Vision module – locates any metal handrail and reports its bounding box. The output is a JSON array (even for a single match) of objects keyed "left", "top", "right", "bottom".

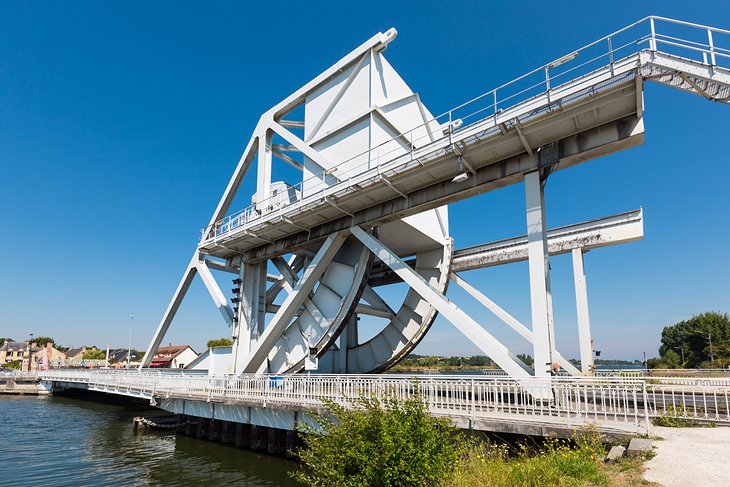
[{"left": 200, "top": 16, "right": 729, "bottom": 244}]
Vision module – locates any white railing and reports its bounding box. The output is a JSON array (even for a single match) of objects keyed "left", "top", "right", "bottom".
[
  {"left": 42, "top": 370, "right": 653, "bottom": 433},
  {"left": 201, "top": 16, "right": 730, "bottom": 243}
]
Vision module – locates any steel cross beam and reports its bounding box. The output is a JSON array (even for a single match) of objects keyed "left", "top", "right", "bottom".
[
  {"left": 351, "top": 226, "right": 532, "bottom": 377},
  {"left": 240, "top": 231, "right": 349, "bottom": 373},
  {"left": 451, "top": 209, "right": 644, "bottom": 272},
  {"left": 195, "top": 259, "right": 234, "bottom": 325},
  {"left": 449, "top": 272, "right": 581, "bottom": 376}
]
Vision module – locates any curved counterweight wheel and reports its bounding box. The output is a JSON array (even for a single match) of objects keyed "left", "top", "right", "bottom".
[{"left": 257, "top": 211, "right": 452, "bottom": 375}]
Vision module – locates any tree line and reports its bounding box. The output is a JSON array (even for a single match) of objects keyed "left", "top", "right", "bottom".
[{"left": 649, "top": 311, "right": 729, "bottom": 369}]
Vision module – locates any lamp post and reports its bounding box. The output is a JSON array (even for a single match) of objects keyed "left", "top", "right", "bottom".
[
  {"left": 27, "top": 333, "right": 34, "bottom": 372},
  {"left": 127, "top": 313, "right": 134, "bottom": 368}
]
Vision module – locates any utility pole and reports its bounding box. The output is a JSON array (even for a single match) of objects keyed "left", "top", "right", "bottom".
[
  {"left": 28, "top": 333, "right": 34, "bottom": 372},
  {"left": 678, "top": 345, "right": 685, "bottom": 364},
  {"left": 708, "top": 332, "right": 714, "bottom": 366}
]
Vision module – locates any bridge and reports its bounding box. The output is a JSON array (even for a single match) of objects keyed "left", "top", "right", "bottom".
[
  {"left": 140, "top": 15, "right": 729, "bottom": 382},
  {"left": 11, "top": 16, "right": 729, "bottom": 447},
  {"left": 27, "top": 369, "right": 730, "bottom": 443}
]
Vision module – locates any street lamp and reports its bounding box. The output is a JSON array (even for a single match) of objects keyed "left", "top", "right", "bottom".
[{"left": 27, "top": 333, "right": 34, "bottom": 372}]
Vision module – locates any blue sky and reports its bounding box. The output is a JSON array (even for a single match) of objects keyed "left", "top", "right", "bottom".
[{"left": 0, "top": 1, "right": 728, "bottom": 360}]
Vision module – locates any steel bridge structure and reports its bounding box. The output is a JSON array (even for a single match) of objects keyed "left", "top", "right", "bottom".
[
  {"left": 140, "top": 16, "right": 729, "bottom": 381},
  {"left": 33, "top": 369, "right": 730, "bottom": 438}
]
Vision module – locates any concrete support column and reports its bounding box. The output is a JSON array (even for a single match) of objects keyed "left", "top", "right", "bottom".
[
  {"left": 525, "top": 170, "right": 556, "bottom": 377},
  {"left": 572, "top": 248, "right": 594, "bottom": 375}
]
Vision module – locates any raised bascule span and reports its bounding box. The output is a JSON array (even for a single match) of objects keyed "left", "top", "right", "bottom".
[{"left": 141, "top": 16, "right": 730, "bottom": 380}]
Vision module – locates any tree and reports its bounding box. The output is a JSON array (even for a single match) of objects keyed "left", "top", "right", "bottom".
[
  {"left": 83, "top": 348, "right": 106, "bottom": 360},
  {"left": 656, "top": 311, "right": 729, "bottom": 368},
  {"left": 207, "top": 338, "right": 233, "bottom": 348},
  {"left": 33, "top": 336, "right": 56, "bottom": 347},
  {"left": 517, "top": 353, "right": 534, "bottom": 367},
  {"left": 292, "top": 394, "right": 464, "bottom": 486},
  {"left": 0, "top": 338, "right": 13, "bottom": 347}
]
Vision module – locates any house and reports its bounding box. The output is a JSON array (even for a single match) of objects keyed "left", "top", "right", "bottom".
[
  {"left": 0, "top": 341, "right": 41, "bottom": 367},
  {"left": 107, "top": 348, "right": 140, "bottom": 365},
  {"left": 31, "top": 343, "right": 66, "bottom": 369},
  {"left": 65, "top": 347, "right": 86, "bottom": 362},
  {"left": 150, "top": 345, "right": 198, "bottom": 369}
]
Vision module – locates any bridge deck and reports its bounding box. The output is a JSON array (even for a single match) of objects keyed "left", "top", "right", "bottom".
[
  {"left": 199, "top": 16, "right": 730, "bottom": 264},
  {"left": 36, "top": 370, "right": 729, "bottom": 438}
]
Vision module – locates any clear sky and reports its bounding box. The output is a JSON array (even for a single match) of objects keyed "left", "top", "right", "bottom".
[{"left": 1, "top": 1, "right": 728, "bottom": 361}]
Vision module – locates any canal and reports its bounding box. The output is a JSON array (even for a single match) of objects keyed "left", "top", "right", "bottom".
[{"left": 0, "top": 394, "right": 300, "bottom": 486}]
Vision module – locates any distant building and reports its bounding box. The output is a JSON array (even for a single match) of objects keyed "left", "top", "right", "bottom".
[
  {"left": 32, "top": 343, "right": 66, "bottom": 369},
  {"left": 0, "top": 341, "right": 41, "bottom": 367},
  {"left": 150, "top": 345, "right": 198, "bottom": 369},
  {"left": 108, "top": 348, "right": 140, "bottom": 364},
  {"left": 65, "top": 347, "right": 86, "bottom": 362}
]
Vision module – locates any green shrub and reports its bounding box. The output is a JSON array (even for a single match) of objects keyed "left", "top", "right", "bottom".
[{"left": 291, "top": 394, "right": 463, "bottom": 486}]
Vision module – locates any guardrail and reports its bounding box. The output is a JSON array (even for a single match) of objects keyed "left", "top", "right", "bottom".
[
  {"left": 202, "top": 16, "right": 730, "bottom": 243},
  {"left": 35, "top": 369, "right": 730, "bottom": 428},
  {"left": 42, "top": 370, "right": 653, "bottom": 433}
]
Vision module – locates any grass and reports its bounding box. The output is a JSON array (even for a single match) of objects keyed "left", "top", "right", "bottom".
[
  {"left": 447, "top": 430, "right": 656, "bottom": 487},
  {"left": 650, "top": 405, "right": 717, "bottom": 427}
]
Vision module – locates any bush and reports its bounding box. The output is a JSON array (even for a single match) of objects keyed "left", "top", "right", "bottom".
[
  {"left": 206, "top": 338, "right": 233, "bottom": 348},
  {"left": 292, "top": 394, "right": 463, "bottom": 487}
]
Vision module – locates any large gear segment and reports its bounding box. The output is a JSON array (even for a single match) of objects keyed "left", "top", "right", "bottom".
[{"left": 264, "top": 236, "right": 371, "bottom": 373}]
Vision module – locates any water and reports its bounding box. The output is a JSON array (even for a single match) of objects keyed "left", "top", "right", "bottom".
[{"left": 0, "top": 394, "right": 301, "bottom": 486}]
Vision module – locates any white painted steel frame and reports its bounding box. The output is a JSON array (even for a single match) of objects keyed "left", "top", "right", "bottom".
[{"left": 351, "top": 226, "right": 532, "bottom": 377}]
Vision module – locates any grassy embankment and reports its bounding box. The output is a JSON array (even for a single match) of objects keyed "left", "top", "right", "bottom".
[
  {"left": 450, "top": 433, "right": 654, "bottom": 487},
  {"left": 292, "top": 395, "right": 655, "bottom": 486}
]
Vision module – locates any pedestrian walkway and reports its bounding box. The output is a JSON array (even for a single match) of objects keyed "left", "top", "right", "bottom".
[{"left": 643, "top": 426, "right": 730, "bottom": 486}]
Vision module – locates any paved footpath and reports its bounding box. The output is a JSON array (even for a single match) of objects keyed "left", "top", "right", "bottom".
[{"left": 643, "top": 426, "right": 730, "bottom": 486}]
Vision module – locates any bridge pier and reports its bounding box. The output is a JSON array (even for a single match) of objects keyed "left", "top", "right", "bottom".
[
  {"left": 250, "top": 425, "right": 266, "bottom": 450},
  {"left": 196, "top": 417, "right": 210, "bottom": 438},
  {"left": 267, "top": 428, "right": 287, "bottom": 455},
  {"left": 220, "top": 420, "right": 235, "bottom": 444},
  {"left": 235, "top": 422, "right": 251, "bottom": 448},
  {"left": 185, "top": 416, "right": 197, "bottom": 436},
  {"left": 208, "top": 419, "right": 222, "bottom": 441}
]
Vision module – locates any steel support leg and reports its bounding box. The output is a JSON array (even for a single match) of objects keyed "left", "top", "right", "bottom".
[
  {"left": 233, "top": 261, "right": 268, "bottom": 373},
  {"left": 525, "top": 171, "right": 555, "bottom": 377},
  {"left": 572, "top": 248, "right": 594, "bottom": 375},
  {"left": 449, "top": 271, "right": 581, "bottom": 376},
  {"left": 140, "top": 255, "right": 198, "bottom": 368}
]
